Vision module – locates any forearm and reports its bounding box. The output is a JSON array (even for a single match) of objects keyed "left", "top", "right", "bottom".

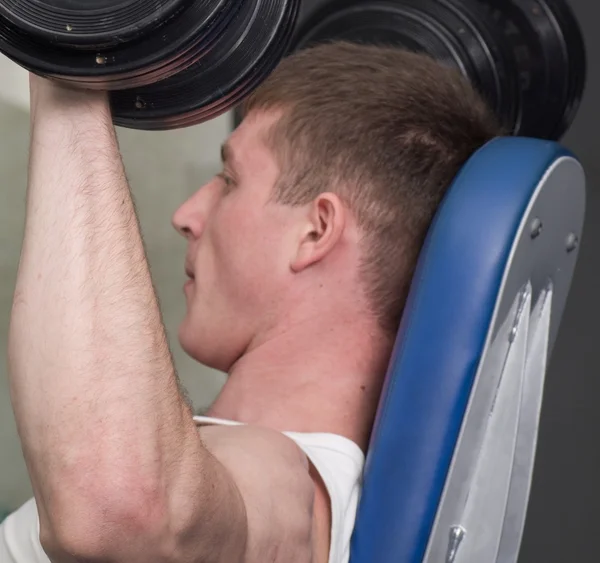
[{"left": 8, "top": 89, "right": 201, "bottom": 549}]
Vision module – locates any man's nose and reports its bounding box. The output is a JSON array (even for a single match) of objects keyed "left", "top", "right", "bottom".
[
  {"left": 172, "top": 184, "right": 213, "bottom": 239},
  {"left": 172, "top": 200, "right": 196, "bottom": 240}
]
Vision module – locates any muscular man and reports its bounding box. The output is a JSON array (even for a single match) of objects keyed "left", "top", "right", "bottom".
[{"left": 1, "top": 42, "right": 501, "bottom": 562}]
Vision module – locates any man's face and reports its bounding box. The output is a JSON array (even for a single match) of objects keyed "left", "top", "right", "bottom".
[{"left": 172, "top": 111, "right": 297, "bottom": 372}]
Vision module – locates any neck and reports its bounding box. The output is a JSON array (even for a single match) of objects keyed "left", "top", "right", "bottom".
[{"left": 206, "top": 316, "right": 393, "bottom": 452}]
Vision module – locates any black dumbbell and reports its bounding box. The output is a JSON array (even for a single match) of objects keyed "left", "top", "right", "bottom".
[
  {"left": 285, "top": 0, "right": 586, "bottom": 140},
  {"left": 0, "top": 0, "right": 300, "bottom": 130}
]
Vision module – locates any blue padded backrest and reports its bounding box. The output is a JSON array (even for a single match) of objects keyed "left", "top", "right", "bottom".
[{"left": 348, "top": 137, "right": 573, "bottom": 563}]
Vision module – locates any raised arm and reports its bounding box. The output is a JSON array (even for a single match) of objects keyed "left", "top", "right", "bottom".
[{"left": 6, "top": 76, "right": 247, "bottom": 562}]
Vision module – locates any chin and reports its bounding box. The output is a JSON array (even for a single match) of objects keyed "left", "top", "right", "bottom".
[
  {"left": 178, "top": 321, "right": 237, "bottom": 373},
  {"left": 179, "top": 321, "right": 206, "bottom": 362},
  {"left": 178, "top": 320, "right": 201, "bottom": 359}
]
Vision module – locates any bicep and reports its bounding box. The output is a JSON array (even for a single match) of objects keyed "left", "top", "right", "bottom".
[{"left": 0, "top": 499, "right": 52, "bottom": 563}]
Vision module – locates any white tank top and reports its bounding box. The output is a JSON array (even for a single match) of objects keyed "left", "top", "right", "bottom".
[{"left": 0, "top": 417, "right": 365, "bottom": 563}]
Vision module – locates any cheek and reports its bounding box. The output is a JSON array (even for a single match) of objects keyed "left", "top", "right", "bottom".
[{"left": 214, "top": 206, "right": 288, "bottom": 303}]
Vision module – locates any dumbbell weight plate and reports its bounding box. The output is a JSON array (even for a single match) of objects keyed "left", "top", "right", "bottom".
[
  {"left": 0, "top": 0, "right": 239, "bottom": 89},
  {"left": 290, "top": 0, "right": 522, "bottom": 136},
  {"left": 0, "top": 0, "right": 300, "bottom": 129},
  {"left": 0, "top": 0, "right": 187, "bottom": 49},
  {"left": 473, "top": 0, "right": 586, "bottom": 139},
  {"left": 111, "top": 0, "right": 299, "bottom": 129},
  {"left": 289, "top": 0, "right": 585, "bottom": 140}
]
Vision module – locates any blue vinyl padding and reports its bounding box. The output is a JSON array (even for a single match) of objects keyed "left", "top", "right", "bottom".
[{"left": 348, "top": 137, "right": 573, "bottom": 563}]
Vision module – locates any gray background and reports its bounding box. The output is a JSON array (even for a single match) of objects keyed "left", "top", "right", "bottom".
[{"left": 0, "top": 0, "right": 598, "bottom": 560}]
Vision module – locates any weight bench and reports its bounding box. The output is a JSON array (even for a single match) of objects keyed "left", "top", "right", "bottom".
[{"left": 350, "top": 137, "right": 585, "bottom": 563}]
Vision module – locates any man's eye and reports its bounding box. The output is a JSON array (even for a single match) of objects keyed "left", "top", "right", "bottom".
[{"left": 218, "top": 173, "right": 234, "bottom": 188}]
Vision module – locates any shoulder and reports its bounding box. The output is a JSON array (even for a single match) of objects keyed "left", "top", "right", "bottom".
[{"left": 199, "top": 424, "right": 327, "bottom": 563}]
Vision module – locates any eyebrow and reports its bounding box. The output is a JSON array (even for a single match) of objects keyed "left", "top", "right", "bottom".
[{"left": 220, "top": 142, "right": 236, "bottom": 170}]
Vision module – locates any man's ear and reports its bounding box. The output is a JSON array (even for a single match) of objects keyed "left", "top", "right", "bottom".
[{"left": 291, "top": 192, "right": 346, "bottom": 273}]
